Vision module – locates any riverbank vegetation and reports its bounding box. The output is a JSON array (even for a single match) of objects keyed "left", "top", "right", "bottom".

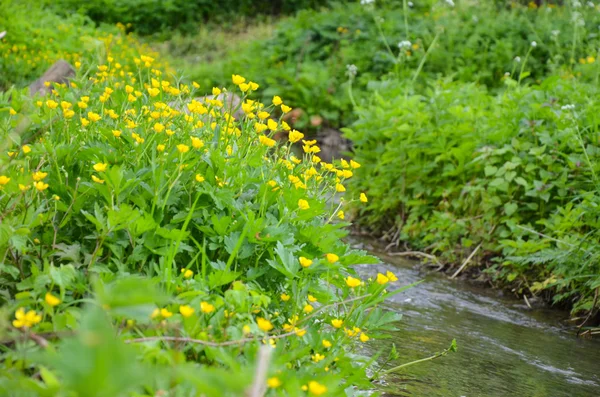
[
  {"left": 1, "top": 0, "right": 599, "bottom": 394},
  {"left": 0, "top": 1, "right": 407, "bottom": 394},
  {"left": 156, "top": 1, "right": 600, "bottom": 321}
]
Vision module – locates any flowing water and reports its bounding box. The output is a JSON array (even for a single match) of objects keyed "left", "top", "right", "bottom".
[{"left": 353, "top": 239, "right": 600, "bottom": 397}]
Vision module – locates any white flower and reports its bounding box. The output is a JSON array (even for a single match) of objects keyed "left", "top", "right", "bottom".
[
  {"left": 587, "top": 2, "right": 595, "bottom": 8},
  {"left": 398, "top": 40, "right": 412, "bottom": 49},
  {"left": 346, "top": 64, "right": 358, "bottom": 78},
  {"left": 572, "top": 0, "right": 582, "bottom": 8},
  {"left": 514, "top": 56, "right": 521, "bottom": 63},
  {"left": 360, "top": 0, "right": 375, "bottom": 4},
  {"left": 561, "top": 104, "right": 575, "bottom": 110},
  {"left": 551, "top": 30, "right": 560, "bottom": 37},
  {"left": 408, "top": 1, "right": 414, "bottom": 6},
  {"left": 445, "top": 0, "right": 455, "bottom": 6},
  {"left": 531, "top": 41, "right": 537, "bottom": 47}
]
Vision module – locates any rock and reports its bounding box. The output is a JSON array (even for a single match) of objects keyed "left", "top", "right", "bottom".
[
  {"left": 316, "top": 128, "right": 352, "bottom": 162},
  {"left": 28, "top": 60, "right": 75, "bottom": 97}
]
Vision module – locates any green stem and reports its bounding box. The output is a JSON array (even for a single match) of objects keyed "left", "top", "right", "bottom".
[{"left": 412, "top": 31, "right": 441, "bottom": 83}]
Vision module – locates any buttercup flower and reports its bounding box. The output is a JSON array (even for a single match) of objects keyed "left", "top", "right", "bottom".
[
  {"left": 200, "top": 301, "right": 215, "bottom": 313},
  {"left": 345, "top": 276, "right": 361, "bottom": 288},
  {"left": 179, "top": 305, "right": 195, "bottom": 317},
  {"left": 257, "top": 317, "right": 274, "bottom": 332},
  {"left": 299, "top": 256, "right": 313, "bottom": 268},
  {"left": 45, "top": 292, "right": 61, "bottom": 306},
  {"left": 12, "top": 308, "right": 42, "bottom": 328}
]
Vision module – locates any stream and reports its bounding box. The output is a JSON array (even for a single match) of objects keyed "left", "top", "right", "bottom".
[{"left": 353, "top": 239, "right": 600, "bottom": 397}]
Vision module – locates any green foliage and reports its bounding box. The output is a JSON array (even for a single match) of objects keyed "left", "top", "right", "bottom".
[
  {"left": 0, "top": 0, "right": 171, "bottom": 91},
  {"left": 0, "top": 3, "right": 402, "bottom": 395},
  {"left": 48, "top": 0, "right": 350, "bottom": 35},
  {"left": 347, "top": 74, "right": 600, "bottom": 313},
  {"left": 177, "top": 0, "right": 600, "bottom": 133}
]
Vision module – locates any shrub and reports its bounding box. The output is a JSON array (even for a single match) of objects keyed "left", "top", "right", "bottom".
[
  {"left": 0, "top": 0, "right": 171, "bottom": 91},
  {"left": 179, "top": 1, "right": 600, "bottom": 132},
  {"left": 346, "top": 76, "right": 600, "bottom": 313},
  {"left": 47, "top": 0, "right": 351, "bottom": 35},
  {"left": 0, "top": 26, "right": 404, "bottom": 397}
]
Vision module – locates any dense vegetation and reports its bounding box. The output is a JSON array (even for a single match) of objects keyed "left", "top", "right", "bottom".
[
  {"left": 1, "top": 0, "right": 599, "bottom": 395},
  {"left": 0, "top": 1, "right": 410, "bottom": 395},
  {"left": 169, "top": 0, "right": 600, "bottom": 317}
]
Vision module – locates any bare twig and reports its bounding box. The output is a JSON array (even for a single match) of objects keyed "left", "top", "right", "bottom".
[
  {"left": 450, "top": 243, "right": 482, "bottom": 279},
  {"left": 298, "top": 294, "right": 371, "bottom": 324},
  {"left": 247, "top": 345, "right": 272, "bottom": 397},
  {"left": 387, "top": 251, "right": 441, "bottom": 266},
  {"left": 124, "top": 329, "right": 300, "bottom": 347}
]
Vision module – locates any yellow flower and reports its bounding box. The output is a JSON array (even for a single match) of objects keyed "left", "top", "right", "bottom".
[
  {"left": 257, "top": 111, "right": 270, "bottom": 120},
  {"left": 259, "top": 135, "right": 276, "bottom": 147},
  {"left": 254, "top": 123, "right": 268, "bottom": 133},
  {"left": 308, "top": 294, "right": 318, "bottom": 302},
  {"left": 32, "top": 171, "right": 47, "bottom": 181},
  {"left": 386, "top": 271, "right": 398, "bottom": 282},
  {"left": 295, "top": 327, "right": 307, "bottom": 336},
  {"left": 34, "top": 181, "right": 49, "bottom": 191},
  {"left": 46, "top": 100, "right": 58, "bottom": 109},
  {"left": 345, "top": 276, "right": 361, "bottom": 288},
  {"left": 182, "top": 268, "right": 193, "bottom": 278},
  {"left": 87, "top": 112, "right": 100, "bottom": 122},
  {"left": 288, "top": 129, "right": 304, "bottom": 143},
  {"left": 376, "top": 273, "right": 389, "bottom": 285},
  {"left": 267, "top": 377, "right": 282, "bottom": 388},
  {"left": 153, "top": 123, "right": 165, "bottom": 133},
  {"left": 195, "top": 174, "right": 205, "bottom": 183},
  {"left": 360, "top": 333, "right": 370, "bottom": 342},
  {"left": 212, "top": 87, "right": 222, "bottom": 96},
  {"left": 148, "top": 87, "right": 160, "bottom": 97},
  {"left": 191, "top": 136, "right": 204, "bottom": 149},
  {"left": 280, "top": 293, "right": 291, "bottom": 301},
  {"left": 0, "top": 176, "right": 11, "bottom": 186},
  {"left": 18, "top": 184, "right": 29, "bottom": 191},
  {"left": 239, "top": 83, "right": 250, "bottom": 92},
  {"left": 350, "top": 160, "right": 361, "bottom": 169},
  {"left": 249, "top": 81, "right": 259, "bottom": 90},
  {"left": 200, "top": 301, "right": 215, "bottom": 313},
  {"left": 322, "top": 339, "right": 332, "bottom": 348},
  {"left": 160, "top": 308, "right": 173, "bottom": 318},
  {"left": 335, "top": 183, "right": 346, "bottom": 192},
  {"left": 308, "top": 381, "right": 327, "bottom": 396},
  {"left": 93, "top": 163, "right": 108, "bottom": 172},
  {"left": 331, "top": 319, "right": 343, "bottom": 328},
  {"left": 303, "top": 304, "right": 314, "bottom": 313},
  {"left": 151, "top": 308, "right": 161, "bottom": 319},
  {"left": 281, "top": 104, "right": 292, "bottom": 114},
  {"left": 177, "top": 144, "right": 190, "bottom": 153},
  {"left": 179, "top": 305, "right": 195, "bottom": 318},
  {"left": 12, "top": 308, "right": 42, "bottom": 328},
  {"left": 299, "top": 256, "right": 313, "bottom": 268},
  {"left": 257, "top": 317, "right": 274, "bottom": 332},
  {"left": 91, "top": 175, "right": 105, "bottom": 184},
  {"left": 312, "top": 353, "right": 326, "bottom": 363},
  {"left": 9, "top": 108, "right": 16, "bottom": 116},
  {"left": 267, "top": 119, "right": 278, "bottom": 130},
  {"left": 232, "top": 74, "right": 246, "bottom": 85},
  {"left": 45, "top": 292, "right": 61, "bottom": 307},
  {"left": 63, "top": 109, "right": 75, "bottom": 119},
  {"left": 273, "top": 96, "right": 283, "bottom": 106},
  {"left": 192, "top": 81, "right": 200, "bottom": 89},
  {"left": 298, "top": 199, "right": 310, "bottom": 210},
  {"left": 326, "top": 253, "right": 339, "bottom": 264},
  {"left": 360, "top": 193, "right": 368, "bottom": 203}
]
